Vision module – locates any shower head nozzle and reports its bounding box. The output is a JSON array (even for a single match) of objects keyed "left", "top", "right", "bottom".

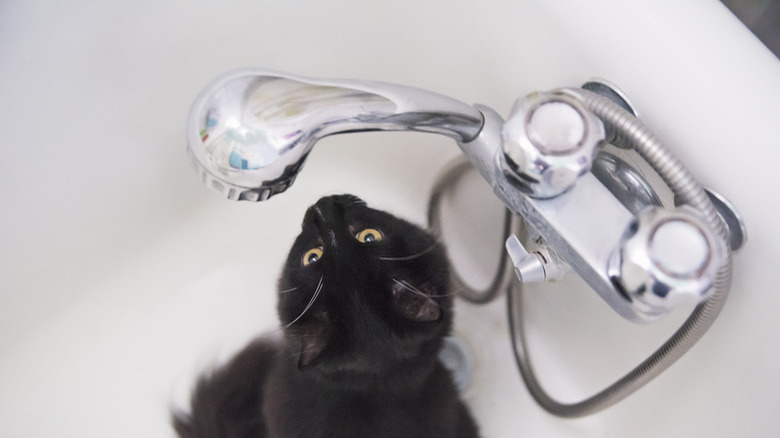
[{"left": 186, "top": 69, "right": 483, "bottom": 201}]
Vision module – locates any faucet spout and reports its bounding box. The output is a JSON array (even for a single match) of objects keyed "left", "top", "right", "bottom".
[{"left": 186, "top": 69, "right": 483, "bottom": 201}]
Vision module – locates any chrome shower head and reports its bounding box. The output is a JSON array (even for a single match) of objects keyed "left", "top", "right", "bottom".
[{"left": 186, "top": 69, "right": 484, "bottom": 201}]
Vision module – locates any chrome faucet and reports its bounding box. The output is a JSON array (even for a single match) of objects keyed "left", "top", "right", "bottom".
[
  {"left": 187, "top": 68, "right": 743, "bottom": 323},
  {"left": 186, "top": 69, "right": 483, "bottom": 202},
  {"left": 186, "top": 69, "right": 745, "bottom": 416}
]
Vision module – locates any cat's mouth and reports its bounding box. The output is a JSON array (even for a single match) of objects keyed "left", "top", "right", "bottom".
[{"left": 390, "top": 279, "right": 442, "bottom": 323}]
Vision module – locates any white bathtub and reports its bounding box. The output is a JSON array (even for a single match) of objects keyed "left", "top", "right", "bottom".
[{"left": 1, "top": 1, "right": 778, "bottom": 437}]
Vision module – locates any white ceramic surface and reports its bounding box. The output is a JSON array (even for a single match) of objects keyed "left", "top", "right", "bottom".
[{"left": 1, "top": 1, "right": 778, "bottom": 437}]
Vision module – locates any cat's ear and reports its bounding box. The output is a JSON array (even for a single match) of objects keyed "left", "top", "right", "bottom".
[
  {"left": 297, "top": 317, "right": 331, "bottom": 368},
  {"left": 391, "top": 284, "right": 441, "bottom": 323}
]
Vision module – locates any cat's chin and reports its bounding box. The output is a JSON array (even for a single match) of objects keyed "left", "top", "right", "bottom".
[
  {"left": 305, "top": 359, "right": 434, "bottom": 393},
  {"left": 298, "top": 334, "right": 447, "bottom": 391},
  {"left": 298, "top": 359, "right": 380, "bottom": 390}
]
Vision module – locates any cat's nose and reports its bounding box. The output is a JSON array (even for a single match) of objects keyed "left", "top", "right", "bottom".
[
  {"left": 311, "top": 198, "right": 348, "bottom": 256},
  {"left": 312, "top": 197, "right": 340, "bottom": 225}
]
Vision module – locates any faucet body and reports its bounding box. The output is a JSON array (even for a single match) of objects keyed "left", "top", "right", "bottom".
[{"left": 455, "top": 105, "right": 641, "bottom": 320}]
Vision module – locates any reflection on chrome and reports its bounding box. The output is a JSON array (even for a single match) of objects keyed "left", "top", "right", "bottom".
[{"left": 187, "top": 70, "right": 483, "bottom": 201}]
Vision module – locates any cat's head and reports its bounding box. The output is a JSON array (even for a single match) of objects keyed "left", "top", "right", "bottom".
[{"left": 277, "top": 194, "right": 452, "bottom": 384}]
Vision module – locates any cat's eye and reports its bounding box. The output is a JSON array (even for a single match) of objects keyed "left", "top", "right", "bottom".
[
  {"left": 356, "top": 228, "right": 383, "bottom": 243},
  {"left": 302, "top": 247, "right": 323, "bottom": 266}
]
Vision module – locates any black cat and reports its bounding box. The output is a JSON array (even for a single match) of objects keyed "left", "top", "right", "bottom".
[{"left": 173, "top": 194, "right": 480, "bottom": 438}]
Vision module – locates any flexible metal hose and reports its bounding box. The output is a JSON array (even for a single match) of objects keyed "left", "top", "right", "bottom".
[
  {"left": 507, "top": 90, "right": 734, "bottom": 417},
  {"left": 427, "top": 158, "right": 514, "bottom": 304}
]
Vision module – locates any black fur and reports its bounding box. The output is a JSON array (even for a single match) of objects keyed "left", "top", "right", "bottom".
[{"left": 173, "top": 194, "right": 480, "bottom": 438}]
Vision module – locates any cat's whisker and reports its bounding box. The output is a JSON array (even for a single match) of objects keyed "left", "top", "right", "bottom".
[
  {"left": 435, "top": 290, "right": 461, "bottom": 297},
  {"left": 282, "top": 276, "right": 324, "bottom": 329},
  {"left": 392, "top": 278, "right": 422, "bottom": 295},
  {"left": 447, "top": 286, "right": 467, "bottom": 297},
  {"left": 378, "top": 238, "right": 440, "bottom": 261},
  {"left": 391, "top": 278, "right": 447, "bottom": 304},
  {"left": 392, "top": 277, "right": 460, "bottom": 299},
  {"left": 278, "top": 286, "right": 299, "bottom": 294}
]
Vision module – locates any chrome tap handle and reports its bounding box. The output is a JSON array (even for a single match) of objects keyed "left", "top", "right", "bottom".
[
  {"left": 186, "top": 69, "right": 484, "bottom": 201},
  {"left": 501, "top": 89, "right": 606, "bottom": 198},
  {"left": 609, "top": 206, "right": 727, "bottom": 319}
]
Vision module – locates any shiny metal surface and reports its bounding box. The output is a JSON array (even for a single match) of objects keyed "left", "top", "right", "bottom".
[
  {"left": 505, "top": 234, "right": 546, "bottom": 282},
  {"left": 581, "top": 78, "right": 639, "bottom": 146},
  {"left": 503, "top": 90, "right": 737, "bottom": 417},
  {"left": 705, "top": 188, "right": 748, "bottom": 252},
  {"left": 592, "top": 149, "right": 663, "bottom": 215},
  {"left": 460, "top": 106, "right": 643, "bottom": 321},
  {"left": 187, "top": 69, "right": 483, "bottom": 201},
  {"left": 610, "top": 206, "right": 726, "bottom": 321},
  {"left": 581, "top": 78, "right": 639, "bottom": 118},
  {"left": 501, "top": 90, "right": 606, "bottom": 198},
  {"left": 187, "top": 70, "right": 738, "bottom": 324},
  {"left": 678, "top": 188, "right": 748, "bottom": 253}
]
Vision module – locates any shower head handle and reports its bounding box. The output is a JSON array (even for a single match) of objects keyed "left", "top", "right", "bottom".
[{"left": 186, "top": 69, "right": 484, "bottom": 201}]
